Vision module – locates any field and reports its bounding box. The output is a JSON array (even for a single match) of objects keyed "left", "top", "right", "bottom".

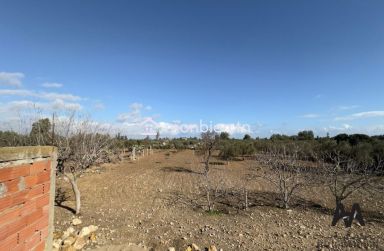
[{"left": 54, "top": 150, "right": 384, "bottom": 250}]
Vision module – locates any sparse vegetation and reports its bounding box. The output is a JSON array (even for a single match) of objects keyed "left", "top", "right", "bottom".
[{"left": 1, "top": 123, "right": 384, "bottom": 249}]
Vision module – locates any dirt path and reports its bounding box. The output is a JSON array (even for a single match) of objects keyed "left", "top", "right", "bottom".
[{"left": 55, "top": 150, "right": 384, "bottom": 250}]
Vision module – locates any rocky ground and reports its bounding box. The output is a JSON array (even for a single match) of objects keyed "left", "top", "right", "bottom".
[{"left": 54, "top": 150, "right": 384, "bottom": 250}]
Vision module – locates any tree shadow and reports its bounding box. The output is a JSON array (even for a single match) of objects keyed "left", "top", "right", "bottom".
[
  {"left": 161, "top": 166, "right": 201, "bottom": 174},
  {"left": 361, "top": 210, "right": 384, "bottom": 224},
  {"left": 166, "top": 188, "right": 334, "bottom": 216},
  {"left": 165, "top": 187, "right": 384, "bottom": 225},
  {"left": 54, "top": 187, "right": 76, "bottom": 214}
]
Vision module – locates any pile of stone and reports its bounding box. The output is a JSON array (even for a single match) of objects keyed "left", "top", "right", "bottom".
[
  {"left": 53, "top": 218, "right": 98, "bottom": 251},
  {"left": 168, "top": 244, "right": 223, "bottom": 251}
]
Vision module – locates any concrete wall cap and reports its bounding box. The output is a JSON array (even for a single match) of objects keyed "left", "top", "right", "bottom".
[{"left": 0, "top": 146, "right": 57, "bottom": 162}]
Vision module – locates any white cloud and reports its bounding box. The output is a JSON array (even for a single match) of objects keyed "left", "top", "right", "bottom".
[
  {"left": 0, "top": 89, "right": 82, "bottom": 101},
  {"left": 337, "top": 105, "right": 359, "bottom": 111},
  {"left": 117, "top": 102, "right": 146, "bottom": 123},
  {"left": 50, "top": 99, "right": 82, "bottom": 111},
  {"left": 327, "top": 124, "right": 352, "bottom": 131},
  {"left": 0, "top": 99, "right": 82, "bottom": 113},
  {"left": 320, "top": 123, "right": 384, "bottom": 136},
  {"left": 0, "top": 72, "right": 24, "bottom": 87},
  {"left": 1, "top": 100, "right": 44, "bottom": 112},
  {"left": 300, "top": 113, "right": 320, "bottom": 119},
  {"left": 335, "top": 111, "right": 384, "bottom": 121},
  {"left": 41, "top": 82, "right": 63, "bottom": 88},
  {"left": 40, "top": 92, "right": 81, "bottom": 101},
  {"left": 116, "top": 103, "right": 252, "bottom": 137}
]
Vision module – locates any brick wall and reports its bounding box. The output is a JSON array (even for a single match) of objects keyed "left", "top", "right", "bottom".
[{"left": 0, "top": 147, "right": 56, "bottom": 251}]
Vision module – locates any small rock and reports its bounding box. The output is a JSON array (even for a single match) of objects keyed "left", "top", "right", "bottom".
[
  {"left": 168, "top": 248, "right": 176, "bottom": 251},
  {"left": 208, "top": 245, "right": 218, "bottom": 251},
  {"left": 63, "top": 236, "right": 76, "bottom": 246},
  {"left": 62, "top": 227, "right": 75, "bottom": 240},
  {"left": 72, "top": 218, "right": 82, "bottom": 226},
  {"left": 52, "top": 239, "right": 62, "bottom": 249},
  {"left": 73, "top": 237, "right": 87, "bottom": 250},
  {"left": 79, "top": 225, "right": 98, "bottom": 238},
  {"left": 191, "top": 243, "right": 200, "bottom": 250},
  {"left": 62, "top": 245, "right": 77, "bottom": 251}
]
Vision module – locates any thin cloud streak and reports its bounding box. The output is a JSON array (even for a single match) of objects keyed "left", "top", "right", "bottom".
[
  {"left": 41, "top": 82, "right": 63, "bottom": 88},
  {"left": 335, "top": 111, "right": 384, "bottom": 121}
]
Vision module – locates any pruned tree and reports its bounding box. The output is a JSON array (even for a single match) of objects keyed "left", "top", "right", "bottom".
[
  {"left": 320, "top": 150, "right": 383, "bottom": 208},
  {"left": 198, "top": 130, "right": 220, "bottom": 211},
  {"left": 55, "top": 114, "right": 112, "bottom": 214},
  {"left": 256, "top": 145, "right": 315, "bottom": 209},
  {"left": 200, "top": 130, "right": 220, "bottom": 175}
]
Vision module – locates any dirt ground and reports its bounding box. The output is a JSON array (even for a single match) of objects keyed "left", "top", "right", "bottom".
[{"left": 54, "top": 150, "right": 384, "bottom": 250}]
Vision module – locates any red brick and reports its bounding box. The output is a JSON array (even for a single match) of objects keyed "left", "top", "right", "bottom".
[
  {"left": 24, "top": 172, "right": 50, "bottom": 189},
  {"left": 36, "top": 172, "right": 50, "bottom": 184},
  {"left": 42, "top": 204, "right": 49, "bottom": 214},
  {"left": 3, "top": 179, "right": 20, "bottom": 194},
  {"left": 11, "top": 243, "right": 27, "bottom": 251},
  {"left": 26, "top": 184, "right": 44, "bottom": 199},
  {"left": 10, "top": 191, "right": 28, "bottom": 207},
  {"left": 0, "top": 215, "right": 27, "bottom": 241},
  {"left": 29, "top": 161, "right": 49, "bottom": 175},
  {"left": 24, "top": 176, "right": 38, "bottom": 188},
  {"left": 0, "top": 196, "right": 12, "bottom": 211},
  {"left": 19, "top": 221, "right": 39, "bottom": 243},
  {"left": 0, "top": 206, "right": 22, "bottom": 227},
  {"left": 31, "top": 241, "right": 45, "bottom": 251},
  {"left": 46, "top": 159, "right": 51, "bottom": 170},
  {"left": 43, "top": 182, "right": 50, "bottom": 194},
  {"left": 26, "top": 208, "right": 44, "bottom": 225},
  {"left": 25, "top": 230, "right": 41, "bottom": 250},
  {"left": 35, "top": 194, "right": 49, "bottom": 209},
  {"left": 0, "top": 165, "right": 30, "bottom": 183},
  {"left": 0, "top": 232, "right": 19, "bottom": 250},
  {"left": 20, "top": 200, "right": 36, "bottom": 216},
  {"left": 39, "top": 227, "right": 48, "bottom": 241},
  {"left": 34, "top": 217, "right": 48, "bottom": 230}
]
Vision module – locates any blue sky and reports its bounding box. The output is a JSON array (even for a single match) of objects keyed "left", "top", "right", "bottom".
[{"left": 1, "top": 0, "right": 384, "bottom": 137}]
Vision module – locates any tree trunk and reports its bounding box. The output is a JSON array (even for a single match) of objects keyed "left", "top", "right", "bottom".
[
  {"left": 244, "top": 189, "right": 248, "bottom": 211},
  {"left": 207, "top": 189, "right": 212, "bottom": 211},
  {"left": 65, "top": 173, "right": 81, "bottom": 215},
  {"left": 283, "top": 191, "right": 289, "bottom": 209}
]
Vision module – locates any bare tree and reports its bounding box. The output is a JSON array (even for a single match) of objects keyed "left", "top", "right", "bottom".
[
  {"left": 320, "top": 151, "right": 383, "bottom": 208},
  {"left": 198, "top": 165, "right": 230, "bottom": 212},
  {"left": 55, "top": 114, "right": 112, "bottom": 214},
  {"left": 256, "top": 145, "right": 315, "bottom": 209},
  {"left": 200, "top": 130, "right": 219, "bottom": 175},
  {"left": 197, "top": 131, "right": 220, "bottom": 211}
]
